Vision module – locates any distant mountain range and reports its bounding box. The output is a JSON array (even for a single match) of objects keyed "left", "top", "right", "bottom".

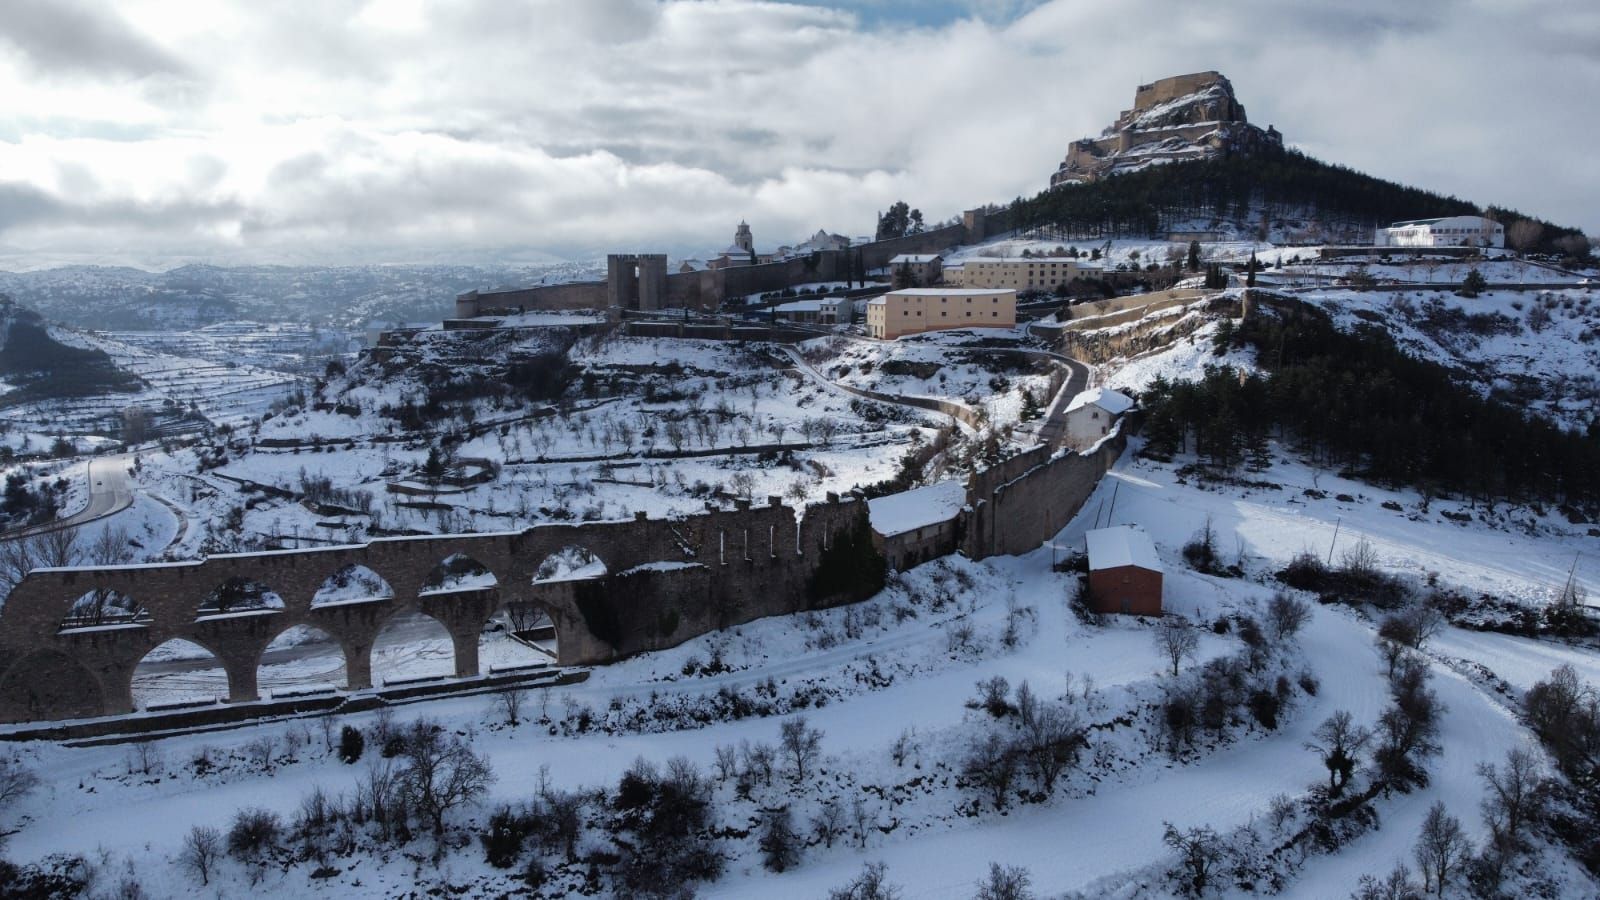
[{"left": 0, "top": 261, "right": 605, "bottom": 331}]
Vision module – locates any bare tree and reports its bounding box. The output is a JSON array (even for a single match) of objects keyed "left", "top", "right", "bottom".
[
  {"left": 850, "top": 795, "right": 874, "bottom": 849},
  {"left": 975, "top": 862, "right": 1034, "bottom": 900},
  {"left": 1163, "top": 822, "right": 1225, "bottom": 897},
  {"left": 1506, "top": 220, "right": 1544, "bottom": 255},
  {"left": 1017, "top": 700, "right": 1085, "bottom": 792},
  {"left": 1379, "top": 604, "right": 1446, "bottom": 651},
  {"left": 179, "top": 825, "right": 223, "bottom": 886},
  {"left": 1413, "top": 801, "right": 1471, "bottom": 897},
  {"left": 1352, "top": 861, "right": 1420, "bottom": 900},
  {"left": 741, "top": 740, "right": 777, "bottom": 787},
  {"left": 1304, "top": 710, "right": 1371, "bottom": 796},
  {"left": 779, "top": 716, "right": 823, "bottom": 784},
  {"left": 1477, "top": 746, "right": 1545, "bottom": 858},
  {"left": 494, "top": 688, "right": 528, "bottom": 727},
  {"left": 398, "top": 720, "right": 496, "bottom": 835},
  {"left": 0, "top": 753, "right": 40, "bottom": 845},
  {"left": 1153, "top": 618, "right": 1199, "bottom": 677},
  {"left": 36, "top": 526, "right": 81, "bottom": 569},
  {"left": 811, "top": 798, "right": 846, "bottom": 848},
  {"left": 828, "top": 861, "right": 901, "bottom": 900},
  {"left": 962, "top": 732, "right": 1019, "bottom": 811},
  {"left": 1265, "top": 592, "right": 1312, "bottom": 641},
  {"left": 1375, "top": 635, "right": 1411, "bottom": 679},
  {"left": 87, "top": 525, "right": 134, "bottom": 566}
]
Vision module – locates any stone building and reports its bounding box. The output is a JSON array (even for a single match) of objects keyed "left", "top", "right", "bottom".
[
  {"left": 889, "top": 253, "right": 943, "bottom": 287},
  {"left": 1049, "top": 71, "right": 1282, "bottom": 187},
  {"left": 865, "top": 287, "right": 1016, "bottom": 340}
]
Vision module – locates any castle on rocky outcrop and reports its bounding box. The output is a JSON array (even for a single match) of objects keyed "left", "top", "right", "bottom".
[{"left": 1049, "top": 71, "right": 1282, "bottom": 187}]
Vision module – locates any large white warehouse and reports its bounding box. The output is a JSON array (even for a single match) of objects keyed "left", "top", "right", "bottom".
[{"left": 1375, "top": 216, "right": 1505, "bottom": 249}]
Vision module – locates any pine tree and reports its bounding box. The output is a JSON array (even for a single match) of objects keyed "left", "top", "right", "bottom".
[
  {"left": 1246, "top": 252, "right": 1258, "bottom": 287},
  {"left": 1187, "top": 240, "right": 1201, "bottom": 272}
]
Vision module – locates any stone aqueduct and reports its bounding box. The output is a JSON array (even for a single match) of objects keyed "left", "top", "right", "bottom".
[{"left": 0, "top": 497, "right": 865, "bottom": 725}]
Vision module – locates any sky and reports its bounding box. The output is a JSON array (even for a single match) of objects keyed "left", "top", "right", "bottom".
[{"left": 0, "top": 0, "right": 1595, "bottom": 270}]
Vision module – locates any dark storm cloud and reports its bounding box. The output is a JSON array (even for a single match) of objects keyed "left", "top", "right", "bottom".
[{"left": 0, "top": 0, "right": 186, "bottom": 79}]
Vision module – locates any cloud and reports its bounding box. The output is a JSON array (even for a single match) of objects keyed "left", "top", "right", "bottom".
[
  {"left": 0, "top": 0, "right": 187, "bottom": 80},
  {"left": 0, "top": 0, "right": 1593, "bottom": 270}
]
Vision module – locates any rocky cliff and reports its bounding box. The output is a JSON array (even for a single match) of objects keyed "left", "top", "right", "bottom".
[{"left": 1049, "top": 71, "right": 1282, "bottom": 187}]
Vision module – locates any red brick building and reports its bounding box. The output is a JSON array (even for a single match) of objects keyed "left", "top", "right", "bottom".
[{"left": 1086, "top": 525, "right": 1163, "bottom": 616}]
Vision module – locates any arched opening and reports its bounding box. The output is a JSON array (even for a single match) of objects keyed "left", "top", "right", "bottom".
[
  {"left": 131, "top": 639, "right": 227, "bottom": 710},
  {"left": 531, "top": 546, "right": 607, "bottom": 584},
  {"left": 421, "top": 554, "right": 499, "bottom": 595},
  {"left": 312, "top": 564, "right": 395, "bottom": 608},
  {"left": 257, "top": 624, "right": 348, "bottom": 697},
  {"left": 196, "top": 577, "right": 285, "bottom": 619},
  {"left": 481, "top": 599, "right": 559, "bottom": 670},
  {"left": 58, "top": 589, "right": 150, "bottom": 632},
  {"left": 370, "top": 610, "right": 454, "bottom": 686}
]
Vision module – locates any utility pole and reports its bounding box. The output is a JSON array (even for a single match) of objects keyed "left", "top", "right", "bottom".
[{"left": 1326, "top": 516, "right": 1342, "bottom": 566}]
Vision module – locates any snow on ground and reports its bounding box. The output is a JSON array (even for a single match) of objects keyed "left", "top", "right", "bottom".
[{"left": 9, "top": 437, "right": 1593, "bottom": 897}]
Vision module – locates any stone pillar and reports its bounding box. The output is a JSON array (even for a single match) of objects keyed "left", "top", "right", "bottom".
[
  {"left": 343, "top": 638, "right": 374, "bottom": 691},
  {"left": 449, "top": 629, "right": 480, "bottom": 679},
  {"left": 223, "top": 655, "right": 259, "bottom": 704},
  {"left": 101, "top": 662, "right": 137, "bottom": 716}
]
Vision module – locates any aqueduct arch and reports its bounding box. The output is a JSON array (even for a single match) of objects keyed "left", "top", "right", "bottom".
[{"left": 0, "top": 495, "right": 873, "bottom": 724}]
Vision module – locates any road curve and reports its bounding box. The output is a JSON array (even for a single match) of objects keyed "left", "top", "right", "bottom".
[{"left": 0, "top": 454, "right": 135, "bottom": 542}]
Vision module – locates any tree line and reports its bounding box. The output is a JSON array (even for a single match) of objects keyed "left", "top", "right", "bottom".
[
  {"left": 1140, "top": 303, "right": 1600, "bottom": 509},
  {"left": 1007, "top": 150, "right": 1587, "bottom": 256}
]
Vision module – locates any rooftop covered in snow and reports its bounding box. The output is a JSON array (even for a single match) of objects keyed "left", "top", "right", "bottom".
[
  {"left": 868, "top": 478, "right": 966, "bottom": 537},
  {"left": 1066, "top": 386, "right": 1135, "bottom": 416},
  {"left": 1086, "top": 525, "right": 1162, "bottom": 572}
]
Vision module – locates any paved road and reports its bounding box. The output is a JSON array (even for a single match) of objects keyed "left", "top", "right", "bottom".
[{"left": 0, "top": 454, "right": 135, "bottom": 542}]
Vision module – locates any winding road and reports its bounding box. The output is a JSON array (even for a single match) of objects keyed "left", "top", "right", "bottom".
[{"left": 0, "top": 454, "right": 135, "bottom": 542}]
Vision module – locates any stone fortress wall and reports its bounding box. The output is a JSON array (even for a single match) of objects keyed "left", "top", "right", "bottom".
[{"left": 454, "top": 217, "right": 1003, "bottom": 320}]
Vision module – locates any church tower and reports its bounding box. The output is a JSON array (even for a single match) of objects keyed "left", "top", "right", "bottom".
[{"left": 734, "top": 220, "right": 754, "bottom": 254}]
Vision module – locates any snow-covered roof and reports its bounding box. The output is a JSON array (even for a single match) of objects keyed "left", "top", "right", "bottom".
[
  {"left": 1066, "top": 387, "right": 1135, "bottom": 416},
  {"left": 887, "top": 288, "right": 1014, "bottom": 298},
  {"left": 960, "top": 256, "right": 1094, "bottom": 266},
  {"left": 868, "top": 479, "right": 966, "bottom": 537},
  {"left": 890, "top": 254, "right": 941, "bottom": 264},
  {"left": 866, "top": 296, "right": 886, "bottom": 306},
  {"left": 774, "top": 300, "right": 826, "bottom": 313},
  {"left": 1086, "top": 525, "right": 1162, "bottom": 572}
]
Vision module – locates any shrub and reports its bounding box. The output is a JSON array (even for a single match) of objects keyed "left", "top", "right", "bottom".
[
  {"left": 227, "top": 807, "right": 282, "bottom": 860},
  {"left": 338, "top": 725, "right": 365, "bottom": 764}
]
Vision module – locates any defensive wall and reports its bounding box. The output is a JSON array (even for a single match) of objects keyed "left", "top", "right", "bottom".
[
  {"left": 0, "top": 496, "right": 868, "bottom": 724},
  {"left": 454, "top": 217, "right": 1008, "bottom": 317},
  {"left": 876, "top": 420, "right": 1130, "bottom": 572}
]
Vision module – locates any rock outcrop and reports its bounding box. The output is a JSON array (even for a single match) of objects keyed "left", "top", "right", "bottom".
[{"left": 1049, "top": 71, "right": 1282, "bottom": 187}]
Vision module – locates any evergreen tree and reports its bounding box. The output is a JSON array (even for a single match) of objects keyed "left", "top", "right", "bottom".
[
  {"left": 1246, "top": 252, "right": 1258, "bottom": 287},
  {"left": 1187, "top": 240, "right": 1201, "bottom": 272}
]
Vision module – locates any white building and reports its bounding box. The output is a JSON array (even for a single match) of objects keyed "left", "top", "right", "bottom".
[
  {"left": 1064, "top": 386, "right": 1134, "bottom": 449},
  {"left": 1376, "top": 216, "right": 1505, "bottom": 249},
  {"left": 771, "top": 296, "right": 854, "bottom": 325}
]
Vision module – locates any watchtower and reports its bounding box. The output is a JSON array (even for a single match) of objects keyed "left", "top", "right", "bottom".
[{"left": 606, "top": 254, "right": 669, "bottom": 311}]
